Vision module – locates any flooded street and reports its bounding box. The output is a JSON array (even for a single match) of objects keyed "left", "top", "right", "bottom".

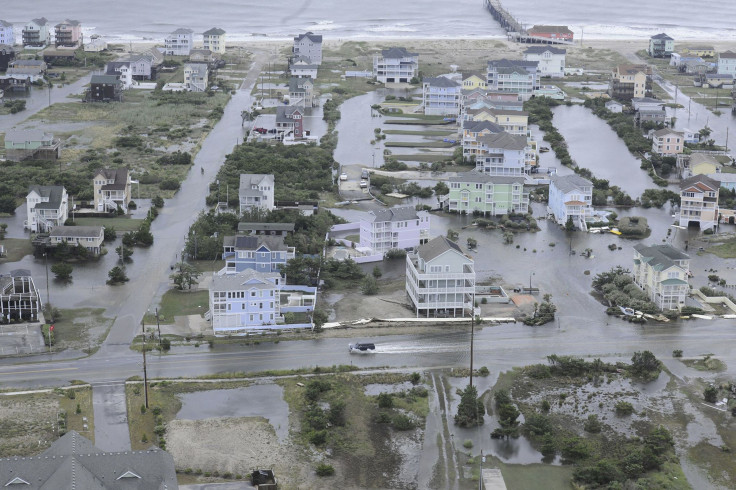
[{"left": 334, "top": 91, "right": 386, "bottom": 168}]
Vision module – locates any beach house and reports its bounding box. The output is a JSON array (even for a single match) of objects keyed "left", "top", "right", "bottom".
[
  {"left": 527, "top": 25, "right": 573, "bottom": 42},
  {"left": 374, "top": 47, "right": 419, "bottom": 83},
  {"left": 93, "top": 168, "right": 132, "bottom": 212},
  {"left": 87, "top": 74, "right": 123, "bottom": 102},
  {"left": 105, "top": 61, "right": 133, "bottom": 88},
  {"left": 290, "top": 56, "right": 318, "bottom": 78},
  {"left": 275, "top": 105, "right": 304, "bottom": 138},
  {"left": 462, "top": 72, "right": 487, "bottom": 91},
  {"left": 183, "top": 63, "right": 208, "bottom": 92},
  {"left": 633, "top": 244, "right": 690, "bottom": 310},
  {"left": 679, "top": 174, "right": 719, "bottom": 231},
  {"left": 22, "top": 18, "right": 50, "bottom": 47},
  {"left": 203, "top": 27, "right": 226, "bottom": 54},
  {"left": 54, "top": 20, "right": 81, "bottom": 47},
  {"left": 405, "top": 236, "right": 476, "bottom": 318},
  {"left": 0, "top": 270, "right": 41, "bottom": 322},
  {"left": 0, "top": 45, "right": 14, "bottom": 71},
  {"left": 422, "top": 76, "right": 461, "bottom": 116},
  {"left": 48, "top": 226, "right": 105, "bottom": 255},
  {"left": 84, "top": 35, "right": 107, "bottom": 52},
  {"left": 523, "top": 46, "right": 566, "bottom": 78},
  {"left": 0, "top": 20, "right": 15, "bottom": 46},
  {"left": 6, "top": 60, "right": 46, "bottom": 82},
  {"left": 221, "top": 235, "right": 295, "bottom": 274},
  {"left": 681, "top": 46, "right": 715, "bottom": 58},
  {"left": 126, "top": 48, "right": 164, "bottom": 80},
  {"left": 445, "top": 174, "right": 528, "bottom": 215},
  {"left": 486, "top": 59, "right": 539, "bottom": 99},
  {"left": 25, "top": 185, "right": 68, "bottom": 233},
  {"left": 359, "top": 207, "right": 430, "bottom": 255},
  {"left": 239, "top": 174, "right": 275, "bottom": 213},
  {"left": 609, "top": 64, "right": 653, "bottom": 101},
  {"left": 293, "top": 32, "right": 322, "bottom": 65},
  {"left": 651, "top": 129, "right": 684, "bottom": 156},
  {"left": 164, "top": 28, "right": 193, "bottom": 56},
  {"left": 474, "top": 132, "right": 530, "bottom": 176},
  {"left": 209, "top": 269, "right": 317, "bottom": 332},
  {"left": 717, "top": 51, "right": 736, "bottom": 76},
  {"left": 288, "top": 77, "right": 314, "bottom": 107},
  {"left": 547, "top": 174, "right": 593, "bottom": 230},
  {"left": 648, "top": 33, "right": 674, "bottom": 58},
  {"left": 605, "top": 100, "right": 624, "bottom": 113},
  {"left": 5, "top": 129, "right": 61, "bottom": 161},
  {"left": 461, "top": 119, "right": 504, "bottom": 158}
]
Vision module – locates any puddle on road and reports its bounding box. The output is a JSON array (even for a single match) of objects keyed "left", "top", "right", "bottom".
[{"left": 176, "top": 385, "right": 289, "bottom": 443}]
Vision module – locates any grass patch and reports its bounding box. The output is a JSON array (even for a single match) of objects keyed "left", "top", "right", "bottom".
[
  {"left": 52, "top": 308, "right": 114, "bottom": 354},
  {"left": 344, "top": 234, "right": 359, "bottom": 243},
  {"left": 144, "top": 289, "right": 209, "bottom": 324},
  {"left": 496, "top": 458, "right": 575, "bottom": 490},
  {"left": 72, "top": 217, "right": 144, "bottom": 232},
  {"left": 59, "top": 386, "right": 94, "bottom": 440},
  {"left": 0, "top": 238, "right": 33, "bottom": 263},
  {"left": 681, "top": 356, "right": 726, "bottom": 372},
  {"left": 706, "top": 238, "right": 736, "bottom": 258},
  {"left": 385, "top": 141, "right": 454, "bottom": 148},
  {"left": 385, "top": 119, "right": 453, "bottom": 126},
  {"left": 688, "top": 441, "right": 736, "bottom": 487},
  {"left": 393, "top": 153, "right": 453, "bottom": 163},
  {"left": 0, "top": 391, "right": 60, "bottom": 457}
]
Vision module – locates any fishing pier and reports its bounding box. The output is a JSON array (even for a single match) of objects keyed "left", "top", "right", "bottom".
[{"left": 484, "top": 0, "right": 574, "bottom": 45}]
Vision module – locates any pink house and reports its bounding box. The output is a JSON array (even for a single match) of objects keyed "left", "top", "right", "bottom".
[
  {"left": 55, "top": 20, "right": 81, "bottom": 47},
  {"left": 652, "top": 129, "right": 684, "bottom": 156},
  {"left": 359, "top": 207, "right": 430, "bottom": 255}
]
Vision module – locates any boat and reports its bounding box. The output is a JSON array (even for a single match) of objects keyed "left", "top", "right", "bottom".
[
  {"left": 619, "top": 306, "right": 636, "bottom": 316},
  {"left": 609, "top": 228, "right": 622, "bottom": 235},
  {"left": 539, "top": 146, "right": 550, "bottom": 153}
]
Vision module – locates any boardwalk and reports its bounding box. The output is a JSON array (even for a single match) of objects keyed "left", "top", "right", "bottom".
[{"left": 484, "top": 0, "right": 574, "bottom": 45}]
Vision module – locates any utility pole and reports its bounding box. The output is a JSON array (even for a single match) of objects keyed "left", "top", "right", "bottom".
[
  {"left": 155, "top": 307, "right": 161, "bottom": 346},
  {"left": 479, "top": 450, "right": 484, "bottom": 490},
  {"left": 44, "top": 249, "right": 52, "bottom": 323},
  {"left": 141, "top": 319, "right": 149, "bottom": 408},
  {"left": 469, "top": 314, "right": 475, "bottom": 388}
]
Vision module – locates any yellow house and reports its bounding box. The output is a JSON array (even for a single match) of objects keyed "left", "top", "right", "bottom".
[
  {"left": 689, "top": 153, "right": 722, "bottom": 176},
  {"left": 611, "top": 64, "right": 652, "bottom": 100},
  {"left": 681, "top": 46, "right": 715, "bottom": 58},
  {"left": 462, "top": 73, "right": 487, "bottom": 91},
  {"left": 465, "top": 108, "right": 528, "bottom": 135}
]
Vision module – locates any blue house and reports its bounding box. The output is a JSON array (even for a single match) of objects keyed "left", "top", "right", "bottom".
[{"left": 222, "top": 235, "right": 295, "bottom": 274}]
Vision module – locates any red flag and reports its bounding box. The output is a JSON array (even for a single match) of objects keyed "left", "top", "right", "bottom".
[{"left": 49, "top": 325, "right": 54, "bottom": 331}]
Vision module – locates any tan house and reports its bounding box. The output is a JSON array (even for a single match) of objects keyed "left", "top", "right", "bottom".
[
  {"left": 688, "top": 153, "right": 722, "bottom": 177},
  {"left": 633, "top": 244, "right": 690, "bottom": 311},
  {"left": 679, "top": 174, "right": 719, "bottom": 230},
  {"left": 651, "top": 129, "right": 683, "bottom": 156},
  {"left": 49, "top": 226, "right": 105, "bottom": 255},
  {"left": 610, "top": 64, "right": 653, "bottom": 100},
  {"left": 93, "top": 168, "right": 132, "bottom": 213},
  {"left": 202, "top": 27, "right": 226, "bottom": 54}
]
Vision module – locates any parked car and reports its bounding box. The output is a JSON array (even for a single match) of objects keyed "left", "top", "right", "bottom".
[
  {"left": 340, "top": 172, "right": 348, "bottom": 181},
  {"left": 361, "top": 169, "right": 370, "bottom": 179},
  {"left": 253, "top": 127, "right": 268, "bottom": 134},
  {"left": 360, "top": 181, "right": 368, "bottom": 188}
]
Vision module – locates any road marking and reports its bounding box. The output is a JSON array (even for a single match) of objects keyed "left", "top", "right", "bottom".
[{"left": 0, "top": 367, "right": 78, "bottom": 377}]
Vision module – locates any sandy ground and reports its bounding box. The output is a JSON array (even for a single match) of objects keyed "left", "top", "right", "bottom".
[
  {"left": 166, "top": 417, "right": 316, "bottom": 488},
  {"left": 0, "top": 393, "right": 58, "bottom": 457}
]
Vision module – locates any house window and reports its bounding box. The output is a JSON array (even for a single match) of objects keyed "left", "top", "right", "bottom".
[{"left": 251, "top": 291, "right": 256, "bottom": 297}]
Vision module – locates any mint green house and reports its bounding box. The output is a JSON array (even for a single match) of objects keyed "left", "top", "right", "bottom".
[{"left": 445, "top": 174, "right": 528, "bottom": 215}]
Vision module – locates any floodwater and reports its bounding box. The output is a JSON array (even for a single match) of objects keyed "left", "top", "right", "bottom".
[
  {"left": 334, "top": 91, "right": 386, "bottom": 168},
  {"left": 176, "top": 384, "right": 290, "bottom": 443},
  {"left": 552, "top": 104, "right": 653, "bottom": 198}
]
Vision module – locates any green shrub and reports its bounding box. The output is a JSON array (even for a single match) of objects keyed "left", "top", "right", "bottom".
[
  {"left": 377, "top": 392, "right": 394, "bottom": 409},
  {"left": 315, "top": 463, "right": 335, "bottom": 476},
  {"left": 463, "top": 439, "right": 473, "bottom": 449},
  {"left": 392, "top": 413, "right": 415, "bottom": 430},
  {"left": 583, "top": 414, "right": 602, "bottom": 433},
  {"left": 615, "top": 401, "right": 634, "bottom": 415}
]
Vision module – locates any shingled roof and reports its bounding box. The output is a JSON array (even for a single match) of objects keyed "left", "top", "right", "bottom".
[
  {"left": 550, "top": 174, "right": 593, "bottom": 193},
  {"left": 633, "top": 244, "right": 689, "bottom": 271},
  {"left": 416, "top": 236, "right": 464, "bottom": 262}
]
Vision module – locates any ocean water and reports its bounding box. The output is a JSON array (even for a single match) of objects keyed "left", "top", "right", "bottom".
[{"left": 1, "top": 0, "right": 734, "bottom": 43}]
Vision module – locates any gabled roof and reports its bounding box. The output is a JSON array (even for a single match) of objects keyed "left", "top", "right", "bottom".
[
  {"left": 524, "top": 46, "right": 566, "bottom": 55},
  {"left": 95, "top": 168, "right": 129, "bottom": 190},
  {"left": 29, "top": 17, "right": 48, "bottom": 27},
  {"left": 680, "top": 174, "right": 719, "bottom": 191},
  {"left": 294, "top": 32, "right": 322, "bottom": 43},
  {"left": 449, "top": 173, "right": 524, "bottom": 185},
  {"left": 528, "top": 25, "right": 573, "bottom": 35},
  {"left": 288, "top": 76, "right": 312, "bottom": 92},
  {"left": 550, "top": 174, "right": 593, "bottom": 193},
  {"left": 203, "top": 27, "right": 226, "bottom": 36},
  {"left": 6, "top": 129, "right": 50, "bottom": 143},
  {"left": 417, "top": 236, "right": 465, "bottom": 262},
  {"left": 49, "top": 226, "right": 103, "bottom": 238},
  {"left": 652, "top": 128, "right": 683, "bottom": 138},
  {"left": 423, "top": 76, "right": 459, "bottom": 88},
  {"left": 239, "top": 173, "right": 274, "bottom": 191},
  {"left": 212, "top": 269, "right": 280, "bottom": 291},
  {"left": 10, "top": 59, "right": 45, "bottom": 67},
  {"left": 616, "top": 63, "right": 652, "bottom": 76},
  {"left": 56, "top": 19, "right": 81, "bottom": 27},
  {"left": 90, "top": 74, "right": 121, "bottom": 85},
  {"left": 225, "top": 235, "right": 290, "bottom": 252},
  {"left": 0, "top": 20, "right": 13, "bottom": 28},
  {"left": 367, "top": 206, "right": 420, "bottom": 223},
  {"left": 170, "top": 28, "right": 193, "bottom": 35},
  {"left": 106, "top": 61, "right": 131, "bottom": 75},
  {"left": 238, "top": 222, "right": 295, "bottom": 233},
  {"left": 463, "top": 119, "right": 504, "bottom": 134},
  {"left": 719, "top": 51, "right": 736, "bottom": 59},
  {"left": 650, "top": 33, "right": 673, "bottom": 40},
  {"left": 380, "top": 47, "right": 418, "bottom": 59},
  {"left": 27, "top": 185, "right": 65, "bottom": 210},
  {"left": 633, "top": 243, "right": 689, "bottom": 271},
  {"left": 276, "top": 105, "right": 303, "bottom": 123},
  {"left": 487, "top": 59, "right": 539, "bottom": 70},
  {"left": 477, "top": 131, "right": 527, "bottom": 151}
]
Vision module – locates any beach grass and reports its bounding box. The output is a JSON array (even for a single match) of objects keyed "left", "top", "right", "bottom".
[
  {"left": 385, "top": 141, "right": 454, "bottom": 148},
  {"left": 72, "top": 217, "right": 144, "bottom": 232},
  {"left": 0, "top": 238, "right": 34, "bottom": 263},
  {"left": 382, "top": 129, "right": 456, "bottom": 136}
]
